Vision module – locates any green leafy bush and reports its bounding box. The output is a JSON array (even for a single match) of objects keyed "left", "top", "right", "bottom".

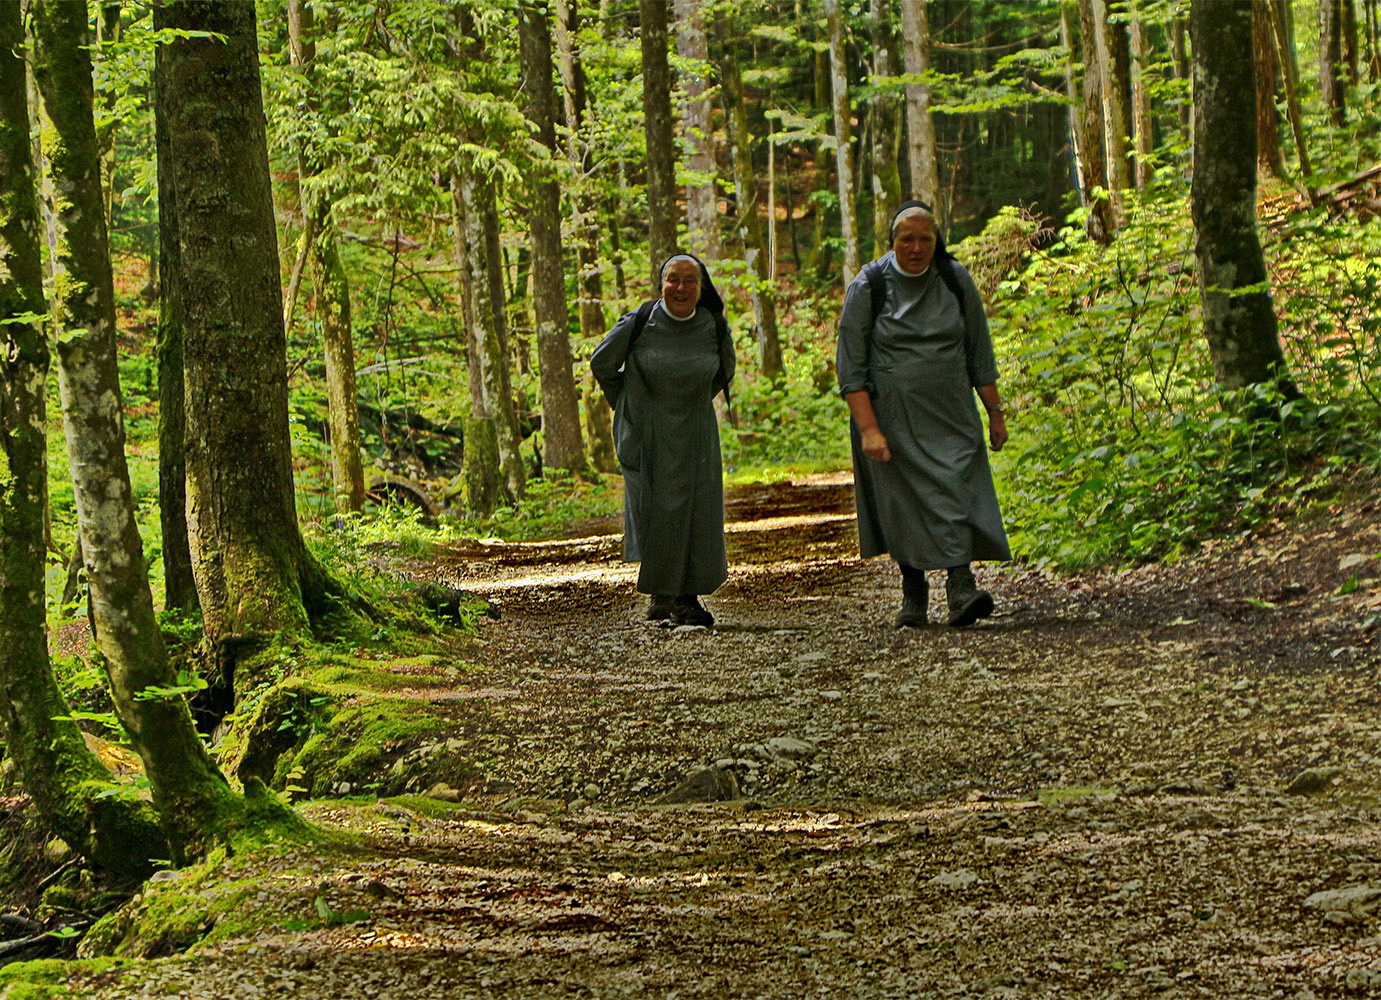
[{"left": 986, "top": 189, "right": 1381, "bottom": 568}]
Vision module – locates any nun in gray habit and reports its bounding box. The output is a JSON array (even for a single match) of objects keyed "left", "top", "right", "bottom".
[
  {"left": 591, "top": 253, "right": 735, "bottom": 627},
  {"left": 836, "top": 201, "right": 1011, "bottom": 628}
]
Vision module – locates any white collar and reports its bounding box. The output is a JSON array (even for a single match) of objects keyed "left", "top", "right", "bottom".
[
  {"left": 890, "top": 255, "right": 931, "bottom": 279},
  {"left": 659, "top": 300, "right": 699, "bottom": 322}
]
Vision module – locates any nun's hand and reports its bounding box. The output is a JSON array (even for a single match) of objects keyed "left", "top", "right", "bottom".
[
  {"left": 989, "top": 411, "right": 1008, "bottom": 451},
  {"left": 861, "top": 427, "right": 892, "bottom": 462}
]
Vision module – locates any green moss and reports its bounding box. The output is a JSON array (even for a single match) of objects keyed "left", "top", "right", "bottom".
[{"left": 0, "top": 958, "right": 126, "bottom": 999}]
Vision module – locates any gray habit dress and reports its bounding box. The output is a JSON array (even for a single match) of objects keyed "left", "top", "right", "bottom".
[
  {"left": 836, "top": 252, "right": 1011, "bottom": 570},
  {"left": 591, "top": 301, "right": 735, "bottom": 596}
]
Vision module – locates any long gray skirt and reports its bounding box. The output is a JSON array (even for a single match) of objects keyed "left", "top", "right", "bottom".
[{"left": 851, "top": 358, "right": 1010, "bottom": 569}]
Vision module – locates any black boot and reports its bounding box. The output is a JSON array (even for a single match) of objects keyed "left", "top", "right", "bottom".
[
  {"left": 894, "top": 565, "right": 929, "bottom": 628},
  {"left": 946, "top": 564, "right": 994, "bottom": 627},
  {"left": 646, "top": 594, "right": 676, "bottom": 621},
  {"left": 672, "top": 594, "right": 714, "bottom": 627}
]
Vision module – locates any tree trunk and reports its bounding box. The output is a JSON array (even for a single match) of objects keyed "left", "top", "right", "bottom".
[
  {"left": 94, "top": 2, "right": 121, "bottom": 227},
  {"left": 1269, "top": 0, "right": 1314, "bottom": 182},
  {"left": 674, "top": 0, "right": 721, "bottom": 259},
  {"left": 555, "top": 0, "right": 616, "bottom": 473},
  {"left": 641, "top": 0, "right": 677, "bottom": 279},
  {"left": 33, "top": 0, "right": 242, "bottom": 865},
  {"left": 1320, "top": 0, "right": 1349, "bottom": 125},
  {"left": 153, "top": 25, "right": 198, "bottom": 613},
  {"left": 158, "top": 0, "right": 334, "bottom": 695},
  {"left": 869, "top": 0, "right": 902, "bottom": 257},
  {"left": 810, "top": 44, "right": 833, "bottom": 282},
  {"left": 288, "top": 0, "right": 366, "bottom": 515},
  {"left": 717, "top": 6, "right": 784, "bottom": 378},
  {"left": 1190, "top": 0, "right": 1299, "bottom": 399},
  {"left": 1253, "top": 0, "right": 1287, "bottom": 181},
  {"left": 1077, "top": 0, "right": 1115, "bottom": 242},
  {"left": 824, "top": 0, "right": 860, "bottom": 282},
  {"left": 1061, "top": 3, "right": 1088, "bottom": 198},
  {"left": 1090, "top": 0, "right": 1133, "bottom": 219},
  {"left": 1129, "top": 4, "right": 1154, "bottom": 188},
  {"left": 519, "top": 0, "right": 586, "bottom": 477},
  {"left": 899, "top": 0, "right": 941, "bottom": 218},
  {"left": 0, "top": 1, "right": 166, "bottom": 878},
  {"left": 452, "top": 169, "right": 525, "bottom": 513}
]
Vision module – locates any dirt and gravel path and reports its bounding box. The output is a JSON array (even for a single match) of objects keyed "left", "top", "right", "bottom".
[{"left": 31, "top": 474, "right": 1381, "bottom": 999}]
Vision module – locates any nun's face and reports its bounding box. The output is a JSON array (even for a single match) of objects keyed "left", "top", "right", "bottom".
[
  {"left": 892, "top": 215, "right": 938, "bottom": 274},
  {"left": 661, "top": 260, "right": 703, "bottom": 319}
]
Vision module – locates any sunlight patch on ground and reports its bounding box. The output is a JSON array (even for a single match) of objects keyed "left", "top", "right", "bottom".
[{"left": 725, "top": 512, "right": 854, "bottom": 533}]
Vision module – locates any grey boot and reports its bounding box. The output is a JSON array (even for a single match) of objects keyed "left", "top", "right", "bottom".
[
  {"left": 946, "top": 564, "right": 994, "bottom": 627},
  {"left": 894, "top": 568, "right": 929, "bottom": 628}
]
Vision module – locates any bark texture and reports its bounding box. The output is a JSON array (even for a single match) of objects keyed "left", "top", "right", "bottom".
[
  {"left": 34, "top": 0, "right": 240, "bottom": 864},
  {"left": 1190, "top": 0, "right": 1298, "bottom": 398},
  {"left": 869, "top": 0, "right": 902, "bottom": 257},
  {"left": 452, "top": 170, "right": 525, "bottom": 513},
  {"left": 900, "top": 0, "right": 941, "bottom": 218},
  {"left": 1252, "top": 0, "right": 1287, "bottom": 181},
  {"left": 2, "top": 1, "right": 165, "bottom": 878},
  {"left": 153, "top": 27, "right": 198, "bottom": 613},
  {"left": 519, "top": 0, "right": 586, "bottom": 476},
  {"left": 641, "top": 0, "right": 677, "bottom": 279},
  {"left": 674, "top": 0, "right": 721, "bottom": 259},
  {"left": 158, "top": 0, "right": 324, "bottom": 690},
  {"left": 1076, "top": 0, "right": 1115, "bottom": 242}
]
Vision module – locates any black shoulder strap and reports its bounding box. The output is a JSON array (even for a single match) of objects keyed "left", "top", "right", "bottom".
[
  {"left": 935, "top": 254, "right": 969, "bottom": 321},
  {"left": 627, "top": 298, "right": 658, "bottom": 350}
]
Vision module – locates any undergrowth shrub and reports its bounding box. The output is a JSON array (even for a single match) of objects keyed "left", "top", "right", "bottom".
[{"left": 987, "top": 190, "right": 1381, "bottom": 568}]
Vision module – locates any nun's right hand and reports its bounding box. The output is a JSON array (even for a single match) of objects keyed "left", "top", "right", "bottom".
[{"left": 861, "top": 427, "right": 891, "bottom": 463}]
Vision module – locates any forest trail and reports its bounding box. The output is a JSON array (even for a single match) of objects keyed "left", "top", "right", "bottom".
[{"left": 47, "top": 476, "right": 1381, "bottom": 999}]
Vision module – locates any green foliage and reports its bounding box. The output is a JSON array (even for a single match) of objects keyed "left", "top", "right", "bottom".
[
  {"left": 987, "top": 188, "right": 1381, "bottom": 569},
  {"left": 457, "top": 469, "right": 622, "bottom": 541}
]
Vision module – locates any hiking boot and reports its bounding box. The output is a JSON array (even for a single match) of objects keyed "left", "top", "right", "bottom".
[
  {"left": 672, "top": 594, "right": 714, "bottom": 627},
  {"left": 946, "top": 565, "right": 994, "bottom": 627},
  {"left": 894, "top": 571, "right": 929, "bottom": 628},
  {"left": 646, "top": 594, "right": 676, "bottom": 621}
]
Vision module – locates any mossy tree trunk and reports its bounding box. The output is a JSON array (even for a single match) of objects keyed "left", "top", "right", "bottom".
[
  {"left": 158, "top": 0, "right": 341, "bottom": 696},
  {"left": 518, "top": 1, "right": 586, "bottom": 478},
  {"left": 451, "top": 169, "right": 525, "bottom": 515},
  {"left": 152, "top": 18, "right": 198, "bottom": 614},
  {"left": 1, "top": 1, "right": 166, "bottom": 878},
  {"left": 32, "top": 0, "right": 243, "bottom": 866},
  {"left": 2, "top": 0, "right": 164, "bottom": 878},
  {"left": 1189, "top": 0, "right": 1300, "bottom": 400},
  {"left": 716, "top": 6, "right": 783, "bottom": 378}
]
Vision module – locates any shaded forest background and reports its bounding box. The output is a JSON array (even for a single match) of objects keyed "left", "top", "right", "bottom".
[{"left": 51, "top": 0, "right": 1381, "bottom": 579}]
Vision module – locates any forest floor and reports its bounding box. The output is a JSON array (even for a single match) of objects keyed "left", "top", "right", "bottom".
[{"left": 8, "top": 472, "right": 1381, "bottom": 999}]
